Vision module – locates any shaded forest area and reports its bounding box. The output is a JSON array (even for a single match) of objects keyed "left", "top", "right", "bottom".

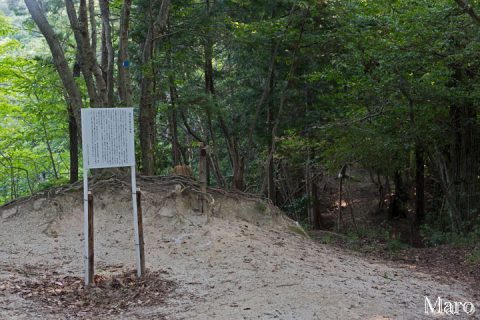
[{"left": 1, "top": 0, "right": 479, "bottom": 251}]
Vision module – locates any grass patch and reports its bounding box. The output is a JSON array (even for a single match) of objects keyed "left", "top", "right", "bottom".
[
  {"left": 467, "top": 249, "right": 480, "bottom": 264},
  {"left": 386, "top": 238, "right": 408, "bottom": 253},
  {"left": 254, "top": 201, "right": 267, "bottom": 213}
]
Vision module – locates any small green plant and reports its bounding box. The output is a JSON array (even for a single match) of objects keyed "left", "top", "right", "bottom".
[
  {"left": 355, "top": 225, "right": 387, "bottom": 240},
  {"left": 254, "top": 201, "right": 267, "bottom": 213},
  {"left": 467, "top": 249, "right": 480, "bottom": 264},
  {"left": 386, "top": 239, "right": 408, "bottom": 252},
  {"left": 319, "top": 233, "right": 334, "bottom": 245},
  {"left": 345, "top": 232, "right": 361, "bottom": 250},
  {"left": 421, "top": 224, "right": 480, "bottom": 247}
]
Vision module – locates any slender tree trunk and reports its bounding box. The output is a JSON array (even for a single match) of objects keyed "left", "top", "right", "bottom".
[
  {"left": 10, "top": 166, "right": 15, "bottom": 200},
  {"left": 449, "top": 104, "right": 479, "bottom": 229},
  {"left": 202, "top": 0, "right": 227, "bottom": 188},
  {"left": 99, "top": 0, "right": 114, "bottom": 107},
  {"left": 415, "top": 148, "right": 425, "bottom": 226},
  {"left": 65, "top": 0, "right": 107, "bottom": 107},
  {"left": 24, "top": 0, "right": 83, "bottom": 128},
  {"left": 305, "top": 148, "right": 312, "bottom": 225},
  {"left": 65, "top": 0, "right": 99, "bottom": 107},
  {"left": 18, "top": 167, "right": 33, "bottom": 195},
  {"left": 180, "top": 108, "right": 204, "bottom": 143},
  {"left": 389, "top": 171, "right": 408, "bottom": 219},
  {"left": 454, "top": 0, "right": 480, "bottom": 25},
  {"left": 399, "top": 71, "right": 426, "bottom": 228},
  {"left": 139, "top": 71, "right": 157, "bottom": 175},
  {"left": 218, "top": 117, "right": 245, "bottom": 190},
  {"left": 168, "top": 75, "right": 181, "bottom": 166},
  {"left": 88, "top": 0, "right": 96, "bottom": 54},
  {"left": 266, "top": 83, "right": 276, "bottom": 202},
  {"left": 263, "top": 8, "right": 307, "bottom": 202},
  {"left": 338, "top": 174, "right": 344, "bottom": 230},
  {"left": 101, "top": 28, "right": 108, "bottom": 90},
  {"left": 429, "top": 151, "right": 461, "bottom": 230},
  {"left": 40, "top": 114, "right": 58, "bottom": 179},
  {"left": 68, "top": 105, "right": 79, "bottom": 183},
  {"left": 166, "top": 41, "right": 182, "bottom": 167},
  {"left": 139, "top": 0, "right": 171, "bottom": 175},
  {"left": 247, "top": 39, "right": 279, "bottom": 145},
  {"left": 117, "top": 0, "right": 132, "bottom": 107},
  {"left": 311, "top": 182, "right": 323, "bottom": 229}
]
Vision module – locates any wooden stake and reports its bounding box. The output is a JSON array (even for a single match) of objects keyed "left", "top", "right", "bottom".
[
  {"left": 136, "top": 188, "right": 145, "bottom": 276},
  {"left": 87, "top": 190, "right": 94, "bottom": 284},
  {"left": 199, "top": 143, "right": 207, "bottom": 212}
]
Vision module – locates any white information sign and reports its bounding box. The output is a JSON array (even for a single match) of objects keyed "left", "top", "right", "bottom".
[
  {"left": 81, "top": 108, "right": 142, "bottom": 285},
  {"left": 81, "top": 108, "right": 135, "bottom": 169}
]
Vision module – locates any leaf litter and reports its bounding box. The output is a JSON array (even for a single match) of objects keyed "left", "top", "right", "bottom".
[{"left": 1, "top": 269, "right": 177, "bottom": 318}]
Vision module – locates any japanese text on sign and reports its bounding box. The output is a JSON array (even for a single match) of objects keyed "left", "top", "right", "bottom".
[{"left": 81, "top": 108, "right": 135, "bottom": 169}]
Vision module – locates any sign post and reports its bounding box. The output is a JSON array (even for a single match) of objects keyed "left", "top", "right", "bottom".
[{"left": 81, "top": 108, "right": 142, "bottom": 285}]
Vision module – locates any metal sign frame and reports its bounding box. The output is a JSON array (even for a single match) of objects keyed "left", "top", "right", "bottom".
[{"left": 81, "top": 108, "right": 142, "bottom": 285}]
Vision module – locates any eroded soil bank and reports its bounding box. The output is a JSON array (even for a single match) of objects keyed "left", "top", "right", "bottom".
[{"left": 0, "top": 179, "right": 477, "bottom": 319}]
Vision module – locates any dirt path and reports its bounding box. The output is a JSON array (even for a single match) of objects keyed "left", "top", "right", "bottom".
[{"left": 0, "top": 184, "right": 477, "bottom": 319}]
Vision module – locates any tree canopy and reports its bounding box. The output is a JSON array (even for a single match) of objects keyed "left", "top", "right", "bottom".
[{"left": 1, "top": 0, "right": 479, "bottom": 237}]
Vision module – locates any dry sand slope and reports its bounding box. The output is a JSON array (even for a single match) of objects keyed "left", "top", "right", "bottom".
[{"left": 0, "top": 180, "right": 477, "bottom": 320}]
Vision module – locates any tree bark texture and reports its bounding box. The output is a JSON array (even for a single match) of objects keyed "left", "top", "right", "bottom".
[
  {"left": 68, "top": 105, "right": 79, "bottom": 183},
  {"left": 99, "top": 0, "right": 114, "bottom": 107},
  {"left": 448, "top": 104, "right": 479, "bottom": 229},
  {"left": 139, "top": 0, "right": 171, "bottom": 175},
  {"left": 168, "top": 75, "right": 182, "bottom": 166},
  {"left": 65, "top": 0, "right": 107, "bottom": 107},
  {"left": 117, "top": 0, "right": 133, "bottom": 107},
  {"left": 415, "top": 148, "right": 425, "bottom": 226}
]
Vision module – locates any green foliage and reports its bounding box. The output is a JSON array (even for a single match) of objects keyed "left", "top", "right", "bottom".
[
  {"left": 2, "top": 0, "right": 479, "bottom": 245},
  {"left": 421, "top": 224, "right": 480, "bottom": 247},
  {"left": 316, "top": 232, "right": 334, "bottom": 245},
  {"left": 0, "top": 13, "right": 13, "bottom": 35},
  {"left": 254, "top": 201, "right": 267, "bottom": 213},
  {"left": 386, "top": 239, "right": 408, "bottom": 253},
  {"left": 467, "top": 249, "right": 480, "bottom": 264},
  {"left": 0, "top": 15, "right": 69, "bottom": 204}
]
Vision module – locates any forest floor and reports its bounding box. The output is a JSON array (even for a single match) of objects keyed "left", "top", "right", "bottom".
[
  {"left": 0, "top": 177, "right": 478, "bottom": 319},
  {"left": 309, "top": 167, "right": 480, "bottom": 295}
]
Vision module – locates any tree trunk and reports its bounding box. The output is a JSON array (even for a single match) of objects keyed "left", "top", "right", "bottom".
[
  {"left": 306, "top": 149, "right": 312, "bottom": 225},
  {"left": 266, "top": 90, "right": 276, "bottom": 203},
  {"left": 65, "top": 0, "right": 107, "bottom": 107},
  {"left": 168, "top": 76, "right": 181, "bottom": 166},
  {"left": 139, "top": 76, "right": 157, "bottom": 175},
  {"left": 454, "top": 0, "right": 480, "bottom": 26},
  {"left": 263, "top": 9, "right": 306, "bottom": 202},
  {"left": 430, "top": 151, "right": 462, "bottom": 230},
  {"left": 404, "top": 88, "right": 425, "bottom": 227},
  {"left": 40, "top": 114, "right": 58, "bottom": 179},
  {"left": 66, "top": 0, "right": 97, "bottom": 109},
  {"left": 414, "top": 147, "right": 425, "bottom": 226},
  {"left": 24, "top": 0, "right": 83, "bottom": 129},
  {"left": 311, "top": 182, "right": 323, "bottom": 229},
  {"left": 138, "top": 0, "right": 171, "bottom": 175},
  {"left": 88, "top": 0, "right": 96, "bottom": 54},
  {"left": 389, "top": 171, "right": 408, "bottom": 219},
  {"left": 117, "top": 0, "right": 132, "bottom": 107},
  {"left": 218, "top": 117, "right": 245, "bottom": 191},
  {"left": 99, "top": 0, "right": 114, "bottom": 107},
  {"left": 448, "top": 104, "right": 479, "bottom": 229},
  {"left": 202, "top": 0, "right": 227, "bottom": 188},
  {"left": 68, "top": 105, "right": 79, "bottom": 183}
]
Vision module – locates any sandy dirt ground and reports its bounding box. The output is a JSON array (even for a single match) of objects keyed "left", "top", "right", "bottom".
[{"left": 0, "top": 181, "right": 478, "bottom": 319}]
